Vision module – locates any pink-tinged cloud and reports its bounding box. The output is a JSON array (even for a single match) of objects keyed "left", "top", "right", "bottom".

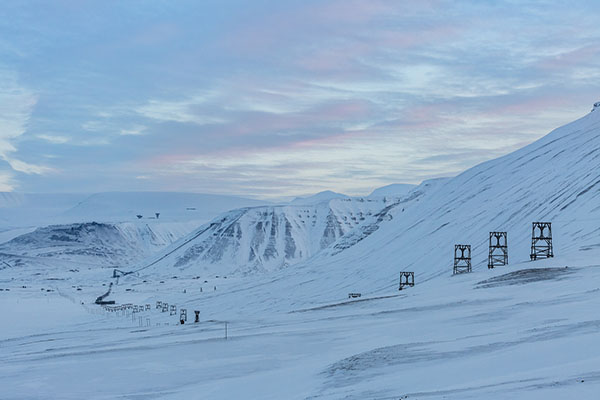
[
  {"left": 217, "top": 1, "right": 444, "bottom": 57},
  {"left": 295, "top": 42, "right": 371, "bottom": 74},
  {"left": 137, "top": 119, "right": 379, "bottom": 171},
  {"left": 373, "top": 24, "right": 462, "bottom": 49},
  {"left": 10, "top": 0, "right": 600, "bottom": 196},
  {"left": 309, "top": 0, "right": 395, "bottom": 24},
  {"left": 212, "top": 99, "right": 376, "bottom": 138}
]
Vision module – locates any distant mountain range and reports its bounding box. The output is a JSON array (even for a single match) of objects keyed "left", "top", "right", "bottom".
[
  {"left": 0, "top": 184, "right": 419, "bottom": 270},
  {"left": 0, "top": 191, "right": 269, "bottom": 227}
]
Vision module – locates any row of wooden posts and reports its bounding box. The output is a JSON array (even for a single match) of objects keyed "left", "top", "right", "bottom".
[
  {"left": 155, "top": 301, "right": 200, "bottom": 324},
  {"left": 102, "top": 301, "right": 200, "bottom": 324},
  {"left": 399, "top": 222, "right": 554, "bottom": 290},
  {"left": 102, "top": 303, "right": 149, "bottom": 313}
]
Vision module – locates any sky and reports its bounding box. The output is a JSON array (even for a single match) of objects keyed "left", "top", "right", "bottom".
[{"left": 1, "top": 0, "right": 600, "bottom": 199}]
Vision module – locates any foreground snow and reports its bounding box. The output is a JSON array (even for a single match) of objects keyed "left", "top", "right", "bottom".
[{"left": 1, "top": 252, "right": 600, "bottom": 399}]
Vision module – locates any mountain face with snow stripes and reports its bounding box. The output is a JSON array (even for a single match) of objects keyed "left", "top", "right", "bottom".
[
  {"left": 0, "top": 188, "right": 438, "bottom": 275},
  {"left": 136, "top": 190, "right": 439, "bottom": 275}
]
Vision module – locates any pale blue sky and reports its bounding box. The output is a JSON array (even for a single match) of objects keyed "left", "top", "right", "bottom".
[{"left": 1, "top": 0, "right": 599, "bottom": 198}]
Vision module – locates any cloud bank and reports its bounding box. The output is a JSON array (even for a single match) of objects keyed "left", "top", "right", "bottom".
[{"left": 0, "top": 0, "right": 599, "bottom": 197}]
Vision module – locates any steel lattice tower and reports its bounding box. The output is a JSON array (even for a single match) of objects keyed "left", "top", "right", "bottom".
[
  {"left": 531, "top": 222, "right": 553, "bottom": 260},
  {"left": 453, "top": 244, "right": 471, "bottom": 274},
  {"left": 398, "top": 272, "right": 415, "bottom": 290},
  {"left": 488, "top": 232, "right": 508, "bottom": 269}
]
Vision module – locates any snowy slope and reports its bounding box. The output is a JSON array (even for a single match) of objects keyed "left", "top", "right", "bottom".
[
  {"left": 0, "top": 221, "right": 197, "bottom": 267},
  {"left": 367, "top": 182, "right": 417, "bottom": 198},
  {"left": 4, "top": 260, "right": 600, "bottom": 400},
  {"left": 313, "top": 105, "right": 600, "bottom": 288},
  {"left": 290, "top": 190, "right": 350, "bottom": 205}
]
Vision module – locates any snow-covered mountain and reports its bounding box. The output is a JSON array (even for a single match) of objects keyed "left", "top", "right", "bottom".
[
  {"left": 125, "top": 178, "right": 444, "bottom": 276},
  {"left": 289, "top": 190, "right": 349, "bottom": 205},
  {"left": 367, "top": 183, "right": 417, "bottom": 198},
  {"left": 0, "top": 221, "right": 197, "bottom": 267},
  {"left": 0, "top": 192, "right": 270, "bottom": 263},
  {"left": 0, "top": 181, "right": 443, "bottom": 276},
  {"left": 132, "top": 196, "right": 409, "bottom": 275}
]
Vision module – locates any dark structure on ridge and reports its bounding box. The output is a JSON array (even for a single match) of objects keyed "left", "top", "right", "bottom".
[
  {"left": 488, "top": 232, "right": 508, "bottom": 269},
  {"left": 453, "top": 244, "right": 472, "bottom": 274}
]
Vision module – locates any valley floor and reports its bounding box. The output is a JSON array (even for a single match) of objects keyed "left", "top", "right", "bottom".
[{"left": 2, "top": 251, "right": 600, "bottom": 399}]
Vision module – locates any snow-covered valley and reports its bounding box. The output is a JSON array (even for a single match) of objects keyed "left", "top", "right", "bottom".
[{"left": 2, "top": 106, "right": 600, "bottom": 399}]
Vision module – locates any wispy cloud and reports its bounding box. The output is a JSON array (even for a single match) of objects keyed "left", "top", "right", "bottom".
[
  {"left": 36, "top": 134, "right": 70, "bottom": 144},
  {"left": 0, "top": 169, "right": 15, "bottom": 191},
  {"left": 119, "top": 125, "right": 146, "bottom": 136},
  {"left": 1, "top": 1, "right": 600, "bottom": 195},
  {"left": 134, "top": 96, "right": 224, "bottom": 125},
  {"left": 0, "top": 69, "right": 54, "bottom": 185}
]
